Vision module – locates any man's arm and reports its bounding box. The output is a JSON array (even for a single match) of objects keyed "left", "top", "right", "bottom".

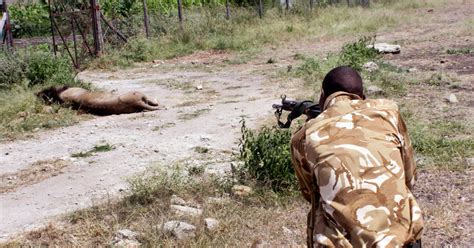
[
  {"left": 397, "top": 113, "right": 417, "bottom": 190},
  {"left": 291, "top": 126, "right": 313, "bottom": 202}
]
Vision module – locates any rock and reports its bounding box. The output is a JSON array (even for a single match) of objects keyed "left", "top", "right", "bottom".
[
  {"left": 200, "top": 135, "right": 211, "bottom": 142},
  {"left": 445, "top": 93, "right": 458, "bottom": 103},
  {"left": 251, "top": 239, "right": 270, "bottom": 248},
  {"left": 163, "top": 221, "right": 196, "bottom": 240},
  {"left": 466, "top": 157, "right": 474, "bottom": 168},
  {"left": 204, "top": 218, "right": 220, "bottom": 231},
  {"left": 43, "top": 106, "right": 55, "bottom": 114},
  {"left": 111, "top": 229, "right": 141, "bottom": 247},
  {"left": 152, "top": 59, "right": 164, "bottom": 64},
  {"left": 207, "top": 196, "right": 230, "bottom": 205},
  {"left": 170, "top": 205, "right": 203, "bottom": 217},
  {"left": 196, "top": 85, "right": 203, "bottom": 90},
  {"left": 113, "top": 239, "right": 141, "bottom": 248},
  {"left": 170, "top": 195, "right": 187, "bottom": 206},
  {"left": 362, "top": 61, "right": 379, "bottom": 72},
  {"left": 408, "top": 67, "right": 418, "bottom": 73},
  {"left": 368, "top": 43, "right": 401, "bottom": 54},
  {"left": 367, "top": 85, "right": 383, "bottom": 95},
  {"left": 232, "top": 185, "right": 253, "bottom": 197},
  {"left": 282, "top": 226, "right": 294, "bottom": 236},
  {"left": 115, "top": 229, "right": 139, "bottom": 240}
]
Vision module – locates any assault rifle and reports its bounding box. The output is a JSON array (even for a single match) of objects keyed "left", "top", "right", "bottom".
[{"left": 272, "top": 95, "right": 322, "bottom": 128}]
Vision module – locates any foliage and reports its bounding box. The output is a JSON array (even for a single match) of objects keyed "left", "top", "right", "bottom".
[
  {"left": 410, "top": 124, "right": 473, "bottom": 170},
  {"left": 238, "top": 119, "right": 295, "bottom": 190},
  {"left": 339, "top": 36, "right": 378, "bottom": 71},
  {"left": 24, "top": 50, "right": 76, "bottom": 87},
  {"left": 0, "top": 47, "right": 77, "bottom": 89},
  {"left": 446, "top": 48, "right": 473, "bottom": 55},
  {"left": 0, "top": 54, "right": 27, "bottom": 89},
  {"left": 8, "top": 3, "right": 50, "bottom": 38},
  {"left": 0, "top": 88, "right": 80, "bottom": 140}
]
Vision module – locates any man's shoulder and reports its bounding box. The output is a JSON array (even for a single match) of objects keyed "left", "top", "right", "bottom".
[{"left": 358, "top": 98, "right": 399, "bottom": 111}]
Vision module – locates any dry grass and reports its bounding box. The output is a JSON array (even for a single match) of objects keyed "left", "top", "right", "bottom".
[
  {"left": 1, "top": 166, "right": 308, "bottom": 247},
  {"left": 0, "top": 159, "right": 70, "bottom": 193}
]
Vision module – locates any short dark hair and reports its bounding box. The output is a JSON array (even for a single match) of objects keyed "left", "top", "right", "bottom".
[{"left": 322, "top": 66, "right": 364, "bottom": 98}]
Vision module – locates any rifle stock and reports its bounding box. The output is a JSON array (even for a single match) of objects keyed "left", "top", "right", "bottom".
[{"left": 272, "top": 95, "right": 321, "bottom": 128}]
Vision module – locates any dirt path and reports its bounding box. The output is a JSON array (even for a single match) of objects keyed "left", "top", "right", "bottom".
[{"left": 0, "top": 59, "right": 283, "bottom": 240}]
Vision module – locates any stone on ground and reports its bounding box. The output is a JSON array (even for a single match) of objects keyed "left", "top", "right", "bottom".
[
  {"left": 170, "top": 205, "right": 203, "bottom": 217},
  {"left": 367, "top": 85, "right": 383, "bottom": 95},
  {"left": 163, "top": 220, "right": 196, "bottom": 240},
  {"left": 204, "top": 218, "right": 220, "bottom": 231},
  {"left": 363, "top": 61, "right": 379, "bottom": 72},
  {"left": 232, "top": 185, "right": 253, "bottom": 196},
  {"left": 368, "top": 43, "right": 401, "bottom": 54}
]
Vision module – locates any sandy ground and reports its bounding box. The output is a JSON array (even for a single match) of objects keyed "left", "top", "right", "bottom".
[
  {"left": 0, "top": 59, "right": 283, "bottom": 240},
  {"left": 1, "top": 1, "right": 473, "bottom": 245}
]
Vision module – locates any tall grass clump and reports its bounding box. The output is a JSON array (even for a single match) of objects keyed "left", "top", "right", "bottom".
[
  {"left": 339, "top": 36, "right": 378, "bottom": 71},
  {"left": 0, "top": 47, "right": 90, "bottom": 140},
  {"left": 410, "top": 124, "right": 473, "bottom": 170},
  {"left": 238, "top": 120, "right": 295, "bottom": 190}
]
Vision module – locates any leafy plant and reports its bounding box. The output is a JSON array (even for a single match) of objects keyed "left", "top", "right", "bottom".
[
  {"left": 25, "top": 50, "right": 76, "bottom": 87},
  {"left": 238, "top": 119, "right": 295, "bottom": 190},
  {"left": 8, "top": 3, "right": 50, "bottom": 38},
  {"left": 339, "top": 36, "right": 378, "bottom": 71}
]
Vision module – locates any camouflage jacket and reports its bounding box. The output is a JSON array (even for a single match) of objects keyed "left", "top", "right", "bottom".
[{"left": 291, "top": 91, "right": 423, "bottom": 247}]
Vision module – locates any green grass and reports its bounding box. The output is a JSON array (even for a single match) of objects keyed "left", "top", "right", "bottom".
[
  {"left": 238, "top": 119, "right": 295, "bottom": 190},
  {"left": 446, "top": 48, "right": 473, "bottom": 55},
  {"left": 88, "top": 0, "right": 444, "bottom": 69},
  {"left": 71, "top": 144, "right": 115, "bottom": 158},
  {"left": 0, "top": 88, "right": 82, "bottom": 141},
  {"left": 178, "top": 108, "right": 211, "bottom": 120}
]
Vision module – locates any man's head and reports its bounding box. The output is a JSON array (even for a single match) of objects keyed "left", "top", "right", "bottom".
[{"left": 319, "top": 66, "right": 365, "bottom": 108}]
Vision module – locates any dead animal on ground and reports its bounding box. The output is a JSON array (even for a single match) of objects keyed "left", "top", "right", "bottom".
[{"left": 37, "top": 86, "right": 162, "bottom": 115}]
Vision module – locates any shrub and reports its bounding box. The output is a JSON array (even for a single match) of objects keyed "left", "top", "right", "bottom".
[
  {"left": 339, "top": 36, "right": 378, "bottom": 71},
  {"left": 24, "top": 50, "right": 76, "bottom": 87},
  {"left": 238, "top": 120, "right": 295, "bottom": 190},
  {"left": 0, "top": 54, "right": 27, "bottom": 89},
  {"left": 8, "top": 3, "right": 50, "bottom": 38}
]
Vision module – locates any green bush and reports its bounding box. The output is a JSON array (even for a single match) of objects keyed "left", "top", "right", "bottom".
[
  {"left": 25, "top": 51, "right": 76, "bottom": 87},
  {"left": 0, "top": 54, "right": 27, "bottom": 89},
  {"left": 339, "top": 36, "right": 378, "bottom": 71},
  {"left": 238, "top": 120, "right": 295, "bottom": 190},
  {"left": 8, "top": 3, "right": 50, "bottom": 38}
]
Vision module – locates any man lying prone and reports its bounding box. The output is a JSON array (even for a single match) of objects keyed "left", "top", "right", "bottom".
[{"left": 37, "top": 86, "right": 162, "bottom": 115}]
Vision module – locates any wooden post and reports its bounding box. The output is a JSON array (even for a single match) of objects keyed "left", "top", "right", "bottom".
[
  {"left": 177, "top": 0, "right": 183, "bottom": 29},
  {"left": 258, "top": 0, "right": 263, "bottom": 18},
  {"left": 309, "top": 0, "right": 314, "bottom": 10},
  {"left": 70, "top": 17, "right": 79, "bottom": 68},
  {"left": 142, "top": 0, "right": 150, "bottom": 38},
  {"left": 90, "top": 0, "right": 103, "bottom": 56},
  {"left": 2, "top": 0, "right": 13, "bottom": 48},
  {"left": 285, "top": 0, "right": 289, "bottom": 11},
  {"left": 47, "top": 0, "right": 57, "bottom": 55},
  {"left": 225, "top": 0, "right": 230, "bottom": 20}
]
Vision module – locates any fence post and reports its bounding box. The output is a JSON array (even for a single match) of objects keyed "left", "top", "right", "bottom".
[
  {"left": 177, "top": 0, "right": 183, "bottom": 29},
  {"left": 47, "top": 0, "right": 57, "bottom": 56},
  {"left": 225, "top": 0, "right": 230, "bottom": 20},
  {"left": 309, "top": 0, "right": 313, "bottom": 10},
  {"left": 2, "top": 0, "right": 13, "bottom": 48},
  {"left": 258, "top": 0, "right": 263, "bottom": 18},
  {"left": 142, "top": 0, "right": 150, "bottom": 38},
  {"left": 285, "top": 0, "right": 289, "bottom": 11},
  {"left": 90, "top": 0, "right": 103, "bottom": 56}
]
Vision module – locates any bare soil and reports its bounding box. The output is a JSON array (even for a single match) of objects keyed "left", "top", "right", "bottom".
[{"left": 1, "top": 1, "right": 473, "bottom": 246}]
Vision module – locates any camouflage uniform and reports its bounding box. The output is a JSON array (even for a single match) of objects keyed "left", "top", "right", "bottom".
[{"left": 291, "top": 91, "right": 423, "bottom": 247}]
